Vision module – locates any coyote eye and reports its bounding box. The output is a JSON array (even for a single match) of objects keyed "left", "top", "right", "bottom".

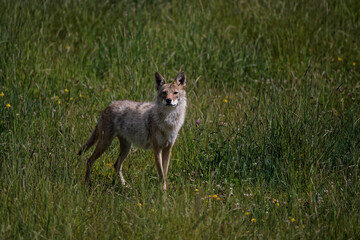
[{"left": 174, "top": 91, "right": 178, "bottom": 95}]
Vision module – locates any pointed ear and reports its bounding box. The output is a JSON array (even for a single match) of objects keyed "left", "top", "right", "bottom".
[
  {"left": 175, "top": 71, "right": 186, "bottom": 86},
  {"left": 155, "top": 72, "right": 166, "bottom": 89}
]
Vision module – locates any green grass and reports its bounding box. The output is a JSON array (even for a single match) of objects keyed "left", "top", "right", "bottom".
[{"left": 1, "top": 0, "right": 359, "bottom": 239}]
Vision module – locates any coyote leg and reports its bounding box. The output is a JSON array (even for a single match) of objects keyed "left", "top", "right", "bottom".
[
  {"left": 162, "top": 145, "right": 173, "bottom": 191},
  {"left": 114, "top": 137, "right": 131, "bottom": 186},
  {"left": 85, "top": 134, "right": 114, "bottom": 184},
  {"left": 153, "top": 148, "right": 164, "bottom": 183}
]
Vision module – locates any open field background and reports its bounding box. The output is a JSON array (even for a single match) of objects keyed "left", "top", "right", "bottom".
[{"left": 1, "top": 0, "right": 359, "bottom": 239}]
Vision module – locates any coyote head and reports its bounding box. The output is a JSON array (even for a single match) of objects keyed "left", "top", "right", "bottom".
[{"left": 155, "top": 71, "right": 186, "bottom": 108}]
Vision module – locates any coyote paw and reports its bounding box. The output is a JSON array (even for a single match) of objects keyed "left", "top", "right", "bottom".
[{"left": 121, "top": 182, "right": 131, "bottom": 189}]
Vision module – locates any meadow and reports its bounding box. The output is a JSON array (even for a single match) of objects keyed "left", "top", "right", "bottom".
[{"left": 0, "top": 0, "right": 359, "bottom": 239}]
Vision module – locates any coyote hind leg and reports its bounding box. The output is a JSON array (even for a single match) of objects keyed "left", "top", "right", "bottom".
[
  {"left": 114, "top": 137, "right": 131, "bottom": 186},
  {"left": 84, "top": 132, "right": 114, "bottom": 184}
]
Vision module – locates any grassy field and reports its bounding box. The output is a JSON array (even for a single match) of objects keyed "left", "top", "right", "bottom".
[{"left": 1, "top": 0, "right": 359, "bottom": 239}]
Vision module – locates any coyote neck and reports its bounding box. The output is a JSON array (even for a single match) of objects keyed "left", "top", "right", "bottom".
[{"left": 155, "top": 100, "right": 186, "bottom": 131}]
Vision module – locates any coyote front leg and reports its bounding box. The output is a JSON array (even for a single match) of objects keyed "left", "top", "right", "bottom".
[{"left": 162, "top": 145, "right": 173, "bottom": 191}]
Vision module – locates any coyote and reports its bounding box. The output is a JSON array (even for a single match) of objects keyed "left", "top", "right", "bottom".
[{"left": 78, "top": 71, "right": 187, "bottom": 190}]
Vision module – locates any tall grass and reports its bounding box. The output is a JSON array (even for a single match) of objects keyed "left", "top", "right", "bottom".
[{"left": 1, "top": 0, "right": 359, "bottom": 239}]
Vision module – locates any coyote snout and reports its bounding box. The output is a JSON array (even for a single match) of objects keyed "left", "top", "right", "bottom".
[{"left": 78, "top": 71, "right": 187, "bottom": 191}]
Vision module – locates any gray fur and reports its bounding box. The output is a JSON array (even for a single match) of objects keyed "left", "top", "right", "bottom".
[{"left": 79, "top": 71, "right": 187, "bottom": 190}]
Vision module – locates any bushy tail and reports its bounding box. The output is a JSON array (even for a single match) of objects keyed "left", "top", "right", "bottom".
[{"left": 78, "top": 124, "right": 99, "bottom": 155}]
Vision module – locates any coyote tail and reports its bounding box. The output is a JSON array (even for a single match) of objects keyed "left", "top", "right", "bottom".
[{"left": 78, "top": 124, "right": 99, "bottom": 155}]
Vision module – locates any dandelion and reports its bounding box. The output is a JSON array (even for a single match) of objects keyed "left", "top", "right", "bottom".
[
  {"left": 137, "top": 203, "right": 142, "bottom": 207},
  {"left": 245, "top": 211, "right": 250, "bottom": 216},
  {"left": 251, "top": 218, "right": 256, "bottom": 223},
  {"left": 276, "top": 202, "right": 280, "bottom": 206},
  {"left": 6, "top": 104, "right": 11, "bottom": 108},
  {"left": 151, "top": 209, "right": 155, "bottom": 212},
  {"left": 209, "top": 195, "right": 212, "bottom": 198},
  {"left": 196, "top": 119, "right": 200, "bottom": 125},
  {"left": 273, "top": 198, "right": 278, "bottom": 203},
  {"left": 195, "top": 189, "right": 199, "bottom": 192},
  {"left": 338, "top": 57, "right": 343, "bottom": 61},
  {"left": 79, "top": 93, "right": 82, "bottom": 98},
  {"left": 65, "top": 88, "right": 69, "bottom": 93},
  {"left": 0, "top": 92, "right": 4, "bottom": 97},
  {"left": 70, "top": 97, "right": 74, "bottom": 101},
  {"left": 212, "top": 195, "right": 218, "bottom": 198},
  {"left": 58, "top": 100, "right": 61, "bottom": 104},
  {"left": 56, "top": 96, "right": 59, "bottom": 100},
  {"left": 216, "top": 198, "right": 220, "bottom": 201},
  {"left": 300, "top": 225, "right": 305, "bottom": 229},
  {"left": 106, "top": 163, "right": 112, "bottom": 166},
  {"left": 290, "top": 218, "right": 296, "bottom": 222},
  {"left": 223, "top": 99, "right": 228, "bottom": 103},
  {"left": 353, "top": 62, "right": 356, "bottom": 66}
]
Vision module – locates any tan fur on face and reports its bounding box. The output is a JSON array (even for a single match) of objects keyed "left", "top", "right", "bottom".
[
  {"left": 158, "top": 83, "right": 185, "bottom": 107},
  {"left": 79, "top": 71, "right": 187, "bottom": 191}
]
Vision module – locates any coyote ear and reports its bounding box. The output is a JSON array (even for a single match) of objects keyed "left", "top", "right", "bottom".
[
  {"left": 175, "top": 71, "right": 186, "bottom": 86},
  {"left": 155, "top": 72, "right": 166, "bottom": 89}
]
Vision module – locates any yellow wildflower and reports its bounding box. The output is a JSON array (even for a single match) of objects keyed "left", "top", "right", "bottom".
[
  {"left": 251, "top": 218, "right": 256, "bottom": 223},
  {"left": 0, "top": 92, "right": 4, "bottom": 97},
  {"left": 195, "top": 189, "right": 199, "bottom": 192},
  {"left": 290, "top": 218, "right": 296, "bottom": 222},
  {"left": 137, "top": 203, "right": 142, "bottom": 207},
  {"left": 338, "top": 57, "right": 343, "bottom": 61},
  {"left": 209, "top": 195, "right": 212, "bottom": 198},
  {"left": 56, "top": 96, "right": 59, "bottom": 100},
  {"left": 79, "top": 93, "right": 82, "bottom": 98},
  {"left": 245, "top": 211, "right": 250, "bottom": 216},
  {"left": 276, "top": 202, "right": 280, "bottom": 206},
  {"left": 216, "top": 198, "right": 220, "bottom": 201},
  {"left": 223, "top": 99, "right": 228, "bottom": 103},
  {"left": 151, "top": 209, "right": 155, "bottom": 212},
  {"left": 353, "top": 62, "right": 356, "bottom": 66},
  {"left": 212, "top": 195, "right": 218, "bottom": 198},
  {"left": 58, "top": 100, "right": 61, "bottom": 104},
  {"left": 6, "top": 104, "right": 11, "bottom": 108},
  {"left": 106, "top": 163, "right": 112, "bottom": 166},
  {"left": 65, "top": 88, "right": 69, "bottom": 93},
  {"left": 70, "top": 97, "right": 74, "bottom": 101}
]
